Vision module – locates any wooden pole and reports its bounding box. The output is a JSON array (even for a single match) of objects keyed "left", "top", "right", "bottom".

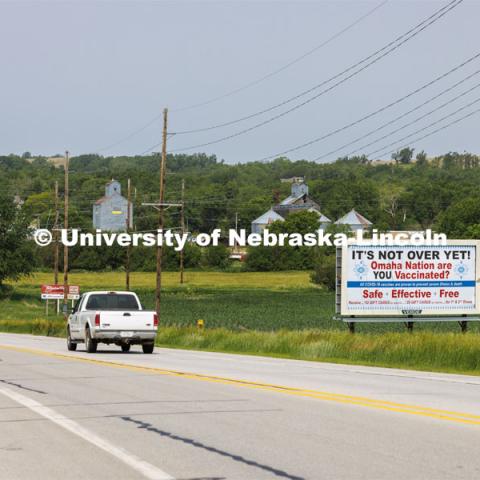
[
  {"left": 155, "top": 108, "right": 168, "bottom": 315},
  {"left": 180, "top": 178, "right": 185, "bottom": 284},
  {"left": 53, "top": 180, "right": 59, "bottom": 285},
  {"left": 234, "top": 211, "right": 239, "bottom": 252},
  {"left": 126, "top": 178, "right": 131, "bottom": 291},
  {"left": 63, "top": 151, "right": 69, "bottom": 317}
]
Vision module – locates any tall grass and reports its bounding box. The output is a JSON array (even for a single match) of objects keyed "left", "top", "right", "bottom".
[
  {"left": 2, "top": 318, "right": 479, "bottom": 375},
  {"left": 156, "top": 327, "right": 480, "bottom": 375},
  {"left": 0, "top": 318, "right": 65, "bottom": 337}
]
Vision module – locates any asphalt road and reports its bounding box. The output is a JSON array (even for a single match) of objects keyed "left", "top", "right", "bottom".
[{"left": 1, "top": 333, "right": 480, "bottom": 480}]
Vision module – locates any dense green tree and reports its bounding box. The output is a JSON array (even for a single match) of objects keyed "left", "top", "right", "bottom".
[
  {"left": 392, "top": 147, "right": 414, "bottom": 164},
  {"left": 436, "top": 197, "right": 480, "bottom": 238},
  {"left": 202, "top": 244, "right": 231, "bottom": 270},
  {"left": 464, "top": 224, "right": 480, "bottom": 239},
  {"left": 4, "top": 149, "right": 480, "bottom": 273},
  {"left": 0, "top": 193, "right": 34, "bottom": 289},
  {"left": 400, "top": 180, "right": 452, "bottom": 229},
  {"left": 310, "top": 224, "right": 352, "bottom": 290},
  {"left": 416, "top": 150, "right": 428, "bottom": 165},
  {"left": 245, "top": 211, "right": 320, "bottom": 271}
]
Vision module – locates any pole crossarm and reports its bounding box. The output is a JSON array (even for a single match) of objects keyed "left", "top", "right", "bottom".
[{"left": 142, "top": 202, "right": 182, "bottom": 211}]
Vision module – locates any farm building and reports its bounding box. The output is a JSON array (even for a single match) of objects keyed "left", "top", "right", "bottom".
[
  {"left": 250, "top": 179, "right": 373, "bottom": 234},
  {"left": 93, "top": 180, "right": 132, "bottom": 231},
  {"left": 251, "top": 209, "right": 285, "bottom": 234},
  {"left": 310, "top": 208, "right": 332, "bottom": 229},
  {"left": 273, "top": 180, "right": 323, "bottom": 218},
  {"left": 335, "top": 209, "right": 372, "bottom": 232},
  {"left": 251, "top": 179, "right": 331, "bottom": 233}
]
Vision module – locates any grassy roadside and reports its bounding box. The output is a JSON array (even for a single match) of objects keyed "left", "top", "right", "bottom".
[
  {"left": 3, "top": 271, "right": 480, "bottom": 376},
  {"left": 155, "top": 328, "right": 480, "bottom": 375},
  {"left": 1, "top": 319, "right": 479, "bottom": 376}
]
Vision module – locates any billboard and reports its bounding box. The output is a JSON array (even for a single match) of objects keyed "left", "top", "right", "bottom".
[
  {"left": 340, "top": 241, "right": 480, "bottom": 317},
  {"left": 41, "top": 285, "right": 80, "bottom": 300}
]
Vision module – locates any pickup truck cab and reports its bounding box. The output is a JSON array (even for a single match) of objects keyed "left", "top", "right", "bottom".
[{"left": 67, "top": 291, "right": 158, "bottom": 354}]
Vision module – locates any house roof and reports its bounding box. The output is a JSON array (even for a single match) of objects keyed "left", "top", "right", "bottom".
[
  {"left": 279, "top": 194, "right": 305, "bottom": 206},
  {"left": 307, "top": 207, "right": 331, "bottom": 223},
  {"left": 252, "top": 209, "right": 285, "bottom": 225},
  {"left": 335, "top": 209, "right": 372, "bottom": 226}
]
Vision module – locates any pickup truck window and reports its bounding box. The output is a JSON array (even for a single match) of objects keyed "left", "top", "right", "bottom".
[
  {"left": 85, "top": 294, "right": 140, "bottom": 311},
  {"left": 72, "top": 296, "right": 83, "bottom": 314}
]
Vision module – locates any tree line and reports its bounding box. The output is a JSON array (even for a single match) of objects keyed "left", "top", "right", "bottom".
[{"left": 1, "top": 149, "right": 480, "bottom": 287}]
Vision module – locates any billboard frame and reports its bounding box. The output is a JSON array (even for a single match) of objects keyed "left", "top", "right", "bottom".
[{"left": 336, "top": 240, "right": 480, "bottom": 331}]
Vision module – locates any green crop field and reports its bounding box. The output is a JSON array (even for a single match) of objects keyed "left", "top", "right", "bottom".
[
  {"left": 4, "top": 271, "right": 480, "bottom": 333},
  {"left": 4, "top": 271, "right": 335, "bottom": 331}
]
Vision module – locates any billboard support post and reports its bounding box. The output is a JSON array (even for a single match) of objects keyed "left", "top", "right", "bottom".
[{"left": 405, "top": 321, "right": 414, "bottom": 333}]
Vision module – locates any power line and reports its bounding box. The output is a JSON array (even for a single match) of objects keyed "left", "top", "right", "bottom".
[
  {"left": 365, "top": 97, "right": 480, "bottom": 158},
  {"left": 171, "top": 1, "right": 389, "bottom": 113},
  {"left": 315, "top": 69, "right": 480, "bottom": 161},
  {"left": 256, "top": 52, "right": 480, "bottom": 162},
  {"left": 169, "top": 0, "right": 462, "bottom": 140},
  {"left": 342, "top": 81, "right": 480, "bottom": 158},
  {"left": 139, "top": 133, "right": 176, "bottom": 156},
  {"left": 91, "top": 1, "right": 388, "bottom": 153},
  {"left": 164, "top": 0, "right": 463, "bottom": 154},
  {"left": 370, "top": 107, "right": 480, "bottom": 161}
]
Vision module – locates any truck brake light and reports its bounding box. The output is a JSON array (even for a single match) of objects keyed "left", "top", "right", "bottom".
[
  {"left": 153, "top": 313, "right": 158, "bottom": 327},
  {"left": 95, "top": 313, "right": 100, "bottom": 327}
]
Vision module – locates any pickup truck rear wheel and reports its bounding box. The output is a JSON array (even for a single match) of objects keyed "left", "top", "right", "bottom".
[
  {"left": 85, "top": 327, "right": 97, "bottom": 353},
  {"left": 67, "top": 328, "right": 77, "bottom": 351},
  {"left": 142, "top": 343, "right": 154, "bottom": 354},
  {"left": 121, "top": 344, "right": 130, "bottom": 353}
]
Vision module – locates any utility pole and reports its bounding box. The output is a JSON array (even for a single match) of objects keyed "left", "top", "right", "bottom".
[
  {"left": 125, "top": 178, "right": 132, "bottom": 291},
  {"left": 180, "top": 178, "right": 185, "bottom": 284},
  {"left": 155, "top": 108, "right": 168, "bottom": 315},
  {"left": 63, "top": 151, "right": 69, "bottom": 318},
  {"left": 53, "top": 180, "right": 59, "bottom": 285},
  {"left": 53, "top": 180, "right": 60, "bottom": 314},
  {"left": 234, "top": 211, "right": 239, "bottom": 252}
]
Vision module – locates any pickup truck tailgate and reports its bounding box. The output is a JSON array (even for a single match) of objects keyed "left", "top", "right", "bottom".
[{"left": 98, "top": 311, "right": 156, "bottom": 331}]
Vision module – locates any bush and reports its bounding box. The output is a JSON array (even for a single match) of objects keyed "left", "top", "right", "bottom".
[
  {"left": 202, "top": 244, "right": 231, "bottom": 270},
  {"left": 244, "top": 246, "right": 276, "bottom": 271},
  {"left": 311, "top": 252, "right": 336, "bottom": 290}
]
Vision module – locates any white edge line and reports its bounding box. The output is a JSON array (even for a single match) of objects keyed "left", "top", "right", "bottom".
[{"left": 0, "top": 385, "right": 173, "bottom": 480}]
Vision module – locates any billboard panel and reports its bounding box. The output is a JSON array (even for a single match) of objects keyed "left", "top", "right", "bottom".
[{"left": 340, "top": 241, "right": 480, "bottom": 316}]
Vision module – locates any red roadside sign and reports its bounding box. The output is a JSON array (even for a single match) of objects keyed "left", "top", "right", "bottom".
[{"left": 41, "top": 285, "right": 80, "bottom": 300}]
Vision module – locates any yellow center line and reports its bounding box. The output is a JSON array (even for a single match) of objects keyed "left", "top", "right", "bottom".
[{"left": 1, "top": 343, "right": 479, "bottom": 426}]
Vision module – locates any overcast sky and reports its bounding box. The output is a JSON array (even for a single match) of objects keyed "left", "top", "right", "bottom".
[{"left": 1, "top": 0, "right": 479, "bottom": 163}]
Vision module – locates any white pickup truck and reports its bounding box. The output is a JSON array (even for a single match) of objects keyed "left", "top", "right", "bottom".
[{"left": 67, "top": 291, "right": 158, "bottom": 354}]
